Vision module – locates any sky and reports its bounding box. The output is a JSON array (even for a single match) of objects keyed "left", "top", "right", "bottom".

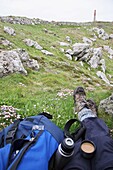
[{"left": 0, "top": 0, "right": 113, "bottom": 22}]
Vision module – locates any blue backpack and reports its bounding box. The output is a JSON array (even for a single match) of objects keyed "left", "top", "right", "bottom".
[{"left": 0, "top": 113, "right": 64, "bottom": 170}]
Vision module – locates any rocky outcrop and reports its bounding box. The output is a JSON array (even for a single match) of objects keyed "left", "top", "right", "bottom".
[
  {"left": 0, "top": 49, "right": 39, "bottom": 77},
  {"left": 65, "top": 43, "right": 103, "bottom": 69},
  {"left": 99, "top": 94, "right": 113, "bottom": 115},
  {"left": 0, "top": 16, "right": 50, "bottom": 25},
  {"left": 92, "top": 27, "right": 112, "bottom": 40}
]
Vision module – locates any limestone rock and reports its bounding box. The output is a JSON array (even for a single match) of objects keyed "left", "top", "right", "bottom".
[
  {"left": 103, "top": 45, "right": 113, "bottom": 59},
  {"left": 0, "top": 49, "right": 39, "bottom": 77},
  {"left": 82, "top": 37, "right": 92, "bottom": 45},
  {"left": 99, "top": 94, "right": 113, "bottom": 115},
  {"left": 88, "top": 48, "right": 102, "bottom": 68},
  {"left": 109, "top": 34, "right": 113, "bottom": 39},
  {"left": 4, "top": 26, "right": 16, "bottom": 36},
  {"left": 23, "top": 59, "right": 39, "bottom": 70},
  {"left": 66, "top": 49, "right": 74, "bottom": 55},
  {"left": 59, "top": 42, "right": 70, "bottom": 47},
  {"left": 23, "top": 39, "right": 43, "bottom": 50},
  {"left": 72, "top": 43, "right": 90, "bottom": 60},
  {"left": 0, "top": 38, "right": 12, "bottom": 46},
  {"left": 96, "top": 71, "right": 110, "bottom": 85},
  {"left": 41, "top": 50, "right": 53, "bottom": 56},
  {"left": 66, "top": 36, "right": 72, "bottom": 43},
  {"left": 65, "top": 54, "right": 72, "bottom": 60},
  {"left": 100, "top": 59, "right": 106, "bottom": 73},
  {"left": 0, "top": 50, "right": 27, "bottom": 77},
  {"left": 92, "top": 27, "right": 109, "bottom": 40}
]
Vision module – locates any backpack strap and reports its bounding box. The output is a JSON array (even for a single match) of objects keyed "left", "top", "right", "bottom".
[
  {"left": 8, "top": 130, "right": 44, "bottom": 170},
  {"left": 38, "top": 112, "right": 53, "bottom": 119},
  {"left": 6, "top": 119, "right": 22, "bottom": 145},
  {"left": 64, "top": 119, "right": 86, "bottom": 142}
]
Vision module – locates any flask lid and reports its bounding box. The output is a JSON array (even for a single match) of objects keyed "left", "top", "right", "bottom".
[{"left": 62, "top": 138, "right": 74, "bottom": 153}]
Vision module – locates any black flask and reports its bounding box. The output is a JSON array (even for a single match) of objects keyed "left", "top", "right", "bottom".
[{"left": 55, "top": 137, "right": 74, "bottom": 170}]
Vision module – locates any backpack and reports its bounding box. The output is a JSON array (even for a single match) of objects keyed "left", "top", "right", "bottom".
[
  {"left": 0, "top": 112, "right": 64, "bottom": 170},
  {"left": 0, "top": 113, "right": 86, "bottom": 170}
]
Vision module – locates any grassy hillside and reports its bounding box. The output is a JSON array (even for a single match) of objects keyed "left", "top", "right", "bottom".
[{"left": 0, "top": 20, "right": 113, "bottom": 130}]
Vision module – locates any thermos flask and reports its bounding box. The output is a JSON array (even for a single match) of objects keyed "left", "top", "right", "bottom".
[{"left": 55, "top": 137, "right": 75, "bottom": 170}]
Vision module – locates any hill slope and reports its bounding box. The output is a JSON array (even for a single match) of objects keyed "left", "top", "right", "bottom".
[{"left": 0, "top": 17, "right": 113, "bottom": 129}]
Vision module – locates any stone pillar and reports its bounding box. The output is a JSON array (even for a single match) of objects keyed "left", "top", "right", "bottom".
[{"left": 93, "top": 10, "right": 96, "bottom": 22}]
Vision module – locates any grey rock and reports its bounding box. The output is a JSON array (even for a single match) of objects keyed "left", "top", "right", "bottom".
[
  {"left": 88, "top": 48, "right": 102, "bottom": 68},
  {"left": 23, "top": 59, "right": 39, "bottom": 70},
  {"left": 4, "top": 26, "right": 16, "bottom": 36},
  {"left": 60, "top": 48, "right": 65, "bottom": 53},
  {"left": 72, "top": 43, "right": 90, "bottom": 60},
  {"left": 0, "top": 49, "right": 39, "bottom": 77},
  {"left": 41, "top": 50, "right": 53, "bottom": 56},
  {"left": 59, "top": 42, "right": 70, "bottom": 47},
  {"left": 72, "top": 43, "right": 90, "bottom": 54},
  {"left": 65, "top": 54, "right": 72, "bottom": 60},
  {"left": 0, "top": 38, "right": 12, "bottom": 46},
  {"left": 99, "top": 94, "right": 113, "bottom": 115},
  {"left": 66, "top": 36, "right": 72, "bottom": 43},
  {"left": 66, "top": 49, "right": 74, "bottom": 55},
  {"left": 82, "top": 37, "right": 92, "bottom": 45},
  {"left": 23, "top": 39, "right": 43, "bottom": 50},
  {"left": 96, "top": 71, "right": 111, "bottom": 85},
  {"left": 90, "top": 37, "right": 96, "bottom": 42},
  {"left": 103, "top": 45, "right": 113, "bottom": 59},
  {"left": 92, "top": 27, "right": 109, "bottom": 40},
  {"left": 100, "top": 59, "right": 106, "bottom": 73},
  {"left": 109, "top": 34, "right": 113, "bottom": 39},
  {"left": 0, "top": 50, "right": 27, "bottom": 77}
]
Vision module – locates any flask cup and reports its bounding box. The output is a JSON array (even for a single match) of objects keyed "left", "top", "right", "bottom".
[
  {"left": 80, "top": 140, "right": 96, "bottom": 159},
  {"left": 55, "top": 137, "right": 74, "bottom": 170}
]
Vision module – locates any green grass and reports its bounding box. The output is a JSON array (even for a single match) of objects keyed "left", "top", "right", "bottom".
[{"left": 0, "top": 20, "right": 113, "bottom": 130}]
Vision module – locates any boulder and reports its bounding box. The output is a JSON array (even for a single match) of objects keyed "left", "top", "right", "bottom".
[
  {"left": 0, "top": 38, "right": 12, "bottom": 46},
  {"left": 100, "top": 59, "right": 106, "bottom": 73},
  {"left": 109, "top": 34, "right": 113, "bottom": 39},
  {"left": 65, "top": 54, "right": 72, "bottom": 60},
  {"left": 92, "top": 27, "right": 109, "bottom": 40},
  {"left": 23, "top": 39, "right": 43, "bottom": 50},
  {"left": 99, "top": 94, "right": 113, "bottom": 115},
  {"left": 88, "top": 47, "right": 102, "bottom": 68},
  {"left": 0, "top": 50, "right": 27, "bottom": 77},
  {"left": 96, "top": 71, "right": 110, "bottom": 85},
  {"left": 4, "top": 26, "right": 16, "bottom": 36},
  {"left": 103, "top": 45, "right": 113, "bottom": 59},
  {"left": 82, "top": 37, "right": 92, "bottom": 45},
  {"left": 59, "top": 42, "right": 70, "bottom": 47},
  {"left": 41, "top": 50, "right": 53, "bottom": 56},
  {"left": 72, "top": 43, "right": 90, "bottom": 60},
  {"left": 0, "top": 49, "right": 39, "bottom": 77}
]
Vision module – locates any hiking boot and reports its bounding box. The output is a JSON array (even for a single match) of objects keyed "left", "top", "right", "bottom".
[
  {"left": 87, "top": 99, "right": 98, "bottom": 116},
  {"left": 73, "top": 87, "right": 88, "bottom": 112}
]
